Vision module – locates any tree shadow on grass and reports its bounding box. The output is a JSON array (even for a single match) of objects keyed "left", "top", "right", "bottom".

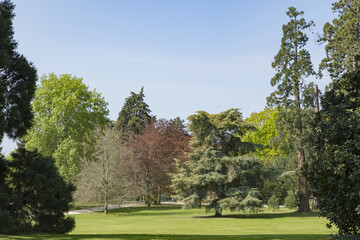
[
  {"left": 108, "top": 205, "right": 184, "bottom": 216},
  {"left": 194, "top": 211, "right": 320, "bottom": 219},
  {"left": 2, "top": 233, "right": 330, "bottom": 240}
]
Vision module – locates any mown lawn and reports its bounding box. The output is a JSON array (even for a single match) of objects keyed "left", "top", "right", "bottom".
[{"left": 0, "top": 205, "right": 334, "bottom": 240}]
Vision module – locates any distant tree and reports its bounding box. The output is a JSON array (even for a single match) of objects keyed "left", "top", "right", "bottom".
[
  {"left": 115, "top": 87, "right": 151, "bottom": 138},
  {"left": 304, "top": 70, "right": 360, "bottom": 235},
  {"left": 128, "top": 118, "right": 189, "bottom": 207},
  {"left": 0, "top": 0, "right": 37, "bottom": 142},
  {"left": 243, "top": 109, "right": 283, "bottom": 165},
  {"left": 7, "top": 147, "right": 75, "bottom": 233},
  {"left": 170, "top": 117, "right": 187, "bottom": 131},
  {"left": 172, "top": 109, "right": 264, "bottom": 217},
  {"left": 267, "top": 7, "right": 315, "bottom": 212},
  {"left": 75, "top": 125, "right": 134, "bottom": 214},
  {"left": 319, "top": 0, "right": 360, "bottom": 79},
  {"left": 24, "top": 73, "right": 108, "bottom": 181}
]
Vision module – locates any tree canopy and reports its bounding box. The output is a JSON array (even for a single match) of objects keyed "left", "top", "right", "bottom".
[
  {"left": 115, "top": 87, "right": 151, "bottom": 138},
  {"left": 304, "top": 70, "right": 360, "bottom": 235},
  {"left": 188, "top": 108, "right": 259, "bottom": 157},
  {"left": 0, "top": 0, "right": 37, "bottom": 141},
  {"left": 24, "top": 73, "right": 109, "bottom": 181},
  {"left": 319, "top": 0, "right": 360, "bottom": 79},
  {"left": 172, "top": 109, "right": 263, "bottom": 216}
]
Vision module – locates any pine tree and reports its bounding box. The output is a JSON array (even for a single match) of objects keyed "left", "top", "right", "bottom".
[
  {"left": 267, "top": 7, "right": 315, "bottom": 212},
  {"left": 115, "top": 87, "right": 151, "bottom": 138},
  {"left": 319, "top": 0, "right": 360, "bottom": 79}
]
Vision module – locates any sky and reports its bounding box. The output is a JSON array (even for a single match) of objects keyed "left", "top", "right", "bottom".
[{"left": 2, "top": 0, "right": 336, "bottom": 154}]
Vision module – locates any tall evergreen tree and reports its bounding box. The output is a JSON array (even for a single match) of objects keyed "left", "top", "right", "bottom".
[
  {"left": 319, "top": 0, "right": 360, "bottom": 79},
  {"left": 0, "top": 0, "right": 37, "bottom": 142},
  {"left": 115, "top": 87, "right": 151, "bottom": 137},
  {"left": 267, "top": 7, "right": 314, "bottom": 212}
]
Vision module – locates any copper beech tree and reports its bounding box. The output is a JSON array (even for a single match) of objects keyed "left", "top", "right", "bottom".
[{"left": 128, "top": 118, "right": 189, "bottom": 207}]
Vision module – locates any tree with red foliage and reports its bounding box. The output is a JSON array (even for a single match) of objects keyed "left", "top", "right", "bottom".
[{"left": 128, "top": 118, "right": 189, "bottom": 207}]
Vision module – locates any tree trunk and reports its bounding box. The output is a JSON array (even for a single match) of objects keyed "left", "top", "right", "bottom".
[
  {"left": 214, "top": 207, "right": 222, "bottom": 217},
  {"left": 294, "top": 23, "right": 310, "bottom": 212},
  {"left": 146, "top": 166, "right": 151, "bottom": 207},
  {"left": 157, "top": 184, "right": 161, "bottom": 205},
  {"left": 104, "top": 187, "right": 108, "bottom": 214},
  {"left": 311, "top": 84, "right": 319, "bottom": 211}
]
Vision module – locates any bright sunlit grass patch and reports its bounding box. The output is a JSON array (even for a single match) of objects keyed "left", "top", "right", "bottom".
[{"left": 0, "top": 205, "right": 333, "bottom": 240}]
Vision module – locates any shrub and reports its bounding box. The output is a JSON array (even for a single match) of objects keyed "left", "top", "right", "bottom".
[
  {"left": 4, "top": 148, "right": 75, "bottom": 234},
  {"left": 284, "top": 191, "right": 298, "bottom": 209},
  {"left": 268, "top": 195, "right": 279, "bottom": 211}
]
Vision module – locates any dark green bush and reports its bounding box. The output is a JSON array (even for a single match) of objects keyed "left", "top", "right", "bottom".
[{"left": 1, "top": 148, "right": 75, "bottom": 234}]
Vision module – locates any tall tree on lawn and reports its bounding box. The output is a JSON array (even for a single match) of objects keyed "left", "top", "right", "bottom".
[{"left": 267, "top": 7, "right": 315, "bottom": 212}]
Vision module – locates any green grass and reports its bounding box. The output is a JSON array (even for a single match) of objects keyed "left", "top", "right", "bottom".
[{"left": 0, "top": 205, "right": 334, "bottom": 240}]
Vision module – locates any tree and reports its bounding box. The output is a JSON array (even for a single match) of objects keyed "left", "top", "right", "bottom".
[
  {"left": 75, "top": 125, "right": 134, "bottom": 214},
  {"left": 243, "top": 108, "right": 283, "bottom": 165},
  {"left": 319, "top": 0, "right": 360, "bottom": 79},
  {"left": 303, "top": 70, "right": 360, "bottom": 235},
  {"left": 128, "top": 118, "right": 189, "bottom": 207},
  {"left": 267, "top": 7, "right": 315, "bottom": 212},
  {"left": 0, "top": 0, "right": 37, "bottom": 142},
  {"left": 24, "top": 73, "right": 109, "bottom": 181},
  {"left": 115, "top": 87, "right": 151, "bottom": 138},
  {"left": 187, "top": 109, "right": 259, "bottom": 156},
  {"left": 7, "top": 147, "right": 75, "bottom": 233},
  {"left": 172, "top": 109, "right": 264, "bottom": 217}
]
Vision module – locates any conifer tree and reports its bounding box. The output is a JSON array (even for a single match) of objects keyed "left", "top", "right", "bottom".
[
  {"left": 267, "top": 7, "right": 314, "bottom": 212},
  {"left": 115, "top": 87, "right": 151, "bottom": 138},
  {"left": 172, "top": 109, "right": 263, "bottom": 216},
  {"left": 0, "top": 0, "right": 37, "bottom": 141},
  {"left": 319, "top": 0, "right": 360, "bottom": 79}
]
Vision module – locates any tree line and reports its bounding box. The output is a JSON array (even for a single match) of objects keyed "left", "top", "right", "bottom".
[{"left": 1, "top": 0, "right": 360, "bottom": 237}]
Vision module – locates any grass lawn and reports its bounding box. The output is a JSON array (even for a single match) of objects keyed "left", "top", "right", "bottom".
[{"left": 0, "top": 205, "right": 334, "bottom": 240}]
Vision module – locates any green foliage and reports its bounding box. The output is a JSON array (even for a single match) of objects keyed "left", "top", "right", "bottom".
[
  {"left": 267, "top": 7, "right": 314, "bottom": 107},
  {"left": 0, "top": 0, "right": 37, "bottom": 142},
  {"left": 244, "top": 109, "right": 283, "bottom": 165},
  {"left": 303, "top": 70, "right": 360, "bottom": 235},
  {"left": 188, "top": 108, "right": 259, "bottom": 157},
  {"left": 172, "top": 147, "right": 263, "bottom": 216},
  {"left": 285, "top": 191, "right": 298, "bottom": 209},
  {"left": 319, "top": 0, "right": 360, "bottom": 79},
  {"left": 268, "top": 195, "right": 279, "bottom": 211},
  {"left": 24, "top": 73, "right": 109, "bottom": 181},
  {"left": 3, "top": 147, "right": 75, "bottom": 234},
  {"left": 115, "top": 87, "right": 151, "bottom": 138},
  {"left": 172, "top": 109, "right": 264, "bottom": 216}
]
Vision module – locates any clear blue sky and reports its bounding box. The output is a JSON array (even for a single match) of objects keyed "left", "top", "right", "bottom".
[{"left": 2, "top": 0, "right": 335, "bottom": 154}]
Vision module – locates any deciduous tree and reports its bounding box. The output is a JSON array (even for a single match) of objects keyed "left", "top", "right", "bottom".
[
  {"left": 24, "top": 73, "right": 108, "bottom": 181},
  {"left": 75, "top": 125, "right": 134, "bottom": 214},
  {"left": 128, "top": 118, "right": 189, "bottom": 207}
]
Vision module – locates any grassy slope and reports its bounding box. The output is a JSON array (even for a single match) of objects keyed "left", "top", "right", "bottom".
[{"left": 1, "top": 205, "right": 333, "bottom": 240}]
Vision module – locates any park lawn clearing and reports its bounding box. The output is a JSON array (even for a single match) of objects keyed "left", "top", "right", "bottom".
[{"left": 1, "top": 205, "right": 333, "bottom": 240}]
